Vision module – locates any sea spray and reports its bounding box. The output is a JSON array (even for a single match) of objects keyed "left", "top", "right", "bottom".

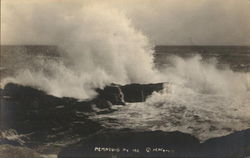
[
  {"left": 3, "top": 1, "right": 249, "bottom": 100},
  {"left": 92, "top": 55, "right": 250, "bottom": 141},
  {"left": 2, "top": 2, "right": 161, "bottom": 99},
  {"left": 159, "top": 55, "right": 250, "bottom": 96}
]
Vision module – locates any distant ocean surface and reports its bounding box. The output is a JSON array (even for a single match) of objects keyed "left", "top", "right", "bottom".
[
  {"left": 154, "top": 45, "right": 250, "bottom": 72},
  {"left": 1, "top": 45, "right": 250, "bottom": 80}
]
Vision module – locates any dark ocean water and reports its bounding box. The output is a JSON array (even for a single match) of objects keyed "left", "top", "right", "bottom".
[{"left": 154, "top": 45, "right": 250, "bottom": 72}]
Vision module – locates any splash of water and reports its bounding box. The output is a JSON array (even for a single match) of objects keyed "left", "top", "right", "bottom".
[
  {"left": 2, "top": 2, "right": 161, "bottom": 99},
  {"left": 92, "top": 56, "right": 250, "bottom": 140}
]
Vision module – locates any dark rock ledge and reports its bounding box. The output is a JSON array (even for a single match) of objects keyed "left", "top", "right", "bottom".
[
  {"left": 58, "top": 128, "right": 250, "bottom": 158},
  {"left": 0, "top": 82, "right": 164, "bottom": 146},
  {"left": 1, "top": 83, "right": 249, "bottom": 158}
]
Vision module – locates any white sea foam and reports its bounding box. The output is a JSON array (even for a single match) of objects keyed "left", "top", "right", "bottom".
[
  {"left": 0, "top": 129, "right": 30, "bottom": 145},
  {"left": 92, "top": 56, "right": 250, "bottom": 141}
]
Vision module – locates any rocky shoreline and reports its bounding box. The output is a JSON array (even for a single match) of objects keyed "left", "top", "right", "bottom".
[{"left": 0, "top": 83, "right": 249, "bottom": 158}]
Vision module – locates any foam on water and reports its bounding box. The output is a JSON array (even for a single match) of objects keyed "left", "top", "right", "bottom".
[
  {"left": 92, "top": 85, "right": 250, "bottom": 141},
  {"left": 92, "top": 56, "right": 250, "bottom": 141}
]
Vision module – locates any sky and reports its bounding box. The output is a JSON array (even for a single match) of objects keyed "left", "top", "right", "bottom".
[{"left": 1, "top": 0, "right": 250, "bottom": 45}]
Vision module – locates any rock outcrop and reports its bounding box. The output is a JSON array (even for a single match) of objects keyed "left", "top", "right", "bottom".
[
  {"left": 1, "top": 83, "right": 250, "bottom": 157},
  {"left": 58, "top": 129, "right": 200, "bottom": 158},
  {"left": 0, "top": 83, "right": 103, "bottom": 146},
  {"left": 199, "top": 129, "right": 250, "bottom": 157},
  {"left": 95, "top": 84, "right": 125, "bottom": 106},
  {"left": 0, "top": 144, "right": 44, "bottom": 158},
  {"left": 121, "top": 83, "right": 164, "bottom": 102},
  {"left": 0, "top": 82, "right": 164, "bottom": 147},
  {"left": 94, "top": 83, "right": 165, "bottom": 105},
  {"left": 58, "top": 128, "right": 250, "bottom": 158}
]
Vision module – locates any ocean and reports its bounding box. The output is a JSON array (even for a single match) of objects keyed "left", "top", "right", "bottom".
[
  {"left": 91, "top": 45, "right": 250, "bottom": 140},
  {"left": 1, "top": 45, "right": 250, "bottom": 157}
]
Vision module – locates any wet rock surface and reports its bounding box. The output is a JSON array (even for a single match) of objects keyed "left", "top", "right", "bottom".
[
  {"left": 121, "top": 83, "right": 164, "bottom": 102},
  {"left": 58, "top": 129, "right": 199, "bottom": 158},
  {"left": 0, "top": 82, "right": 164, "bottom": 147},
  {"left": 58, "top": 129, "right": 250, "bottom": 158},
  {"left": 1, "top": 83, "right": 249, "bottom": 158},
  {"left": 0, "top": 144, "right": 44, "bottom": 158}
]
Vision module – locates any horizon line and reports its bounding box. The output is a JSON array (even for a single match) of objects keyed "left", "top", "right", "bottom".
[{"left": 1, "top": 44, "right": 250, "bottom": 47}]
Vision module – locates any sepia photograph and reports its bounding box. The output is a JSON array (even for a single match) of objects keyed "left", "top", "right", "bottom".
[{"left": 1, "top": 0, "right": 250, "bottom": 157}]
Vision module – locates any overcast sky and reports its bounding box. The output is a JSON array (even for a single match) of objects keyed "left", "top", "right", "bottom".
[{"left": 2, "top": 0, "right": 250, "bottom": 45}]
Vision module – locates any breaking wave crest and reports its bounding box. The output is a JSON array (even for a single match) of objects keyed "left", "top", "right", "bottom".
[
  {"left": 92, "top": 56, "right": 250, "bottom": 141},
  {"left": 2, "top": 2, "right": 161, "bottom": 99}
]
